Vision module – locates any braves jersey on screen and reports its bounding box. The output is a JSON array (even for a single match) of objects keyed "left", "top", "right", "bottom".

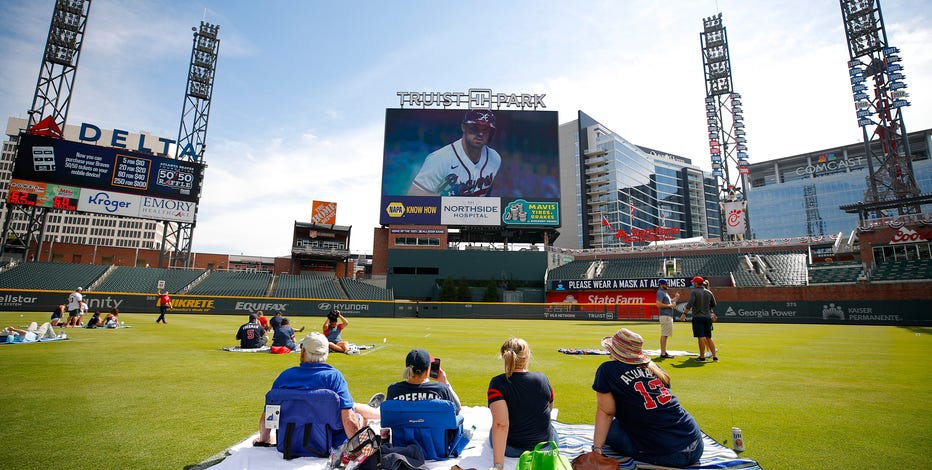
[{"left": 411, "top": 138, "right": 502, "bottom": 196}]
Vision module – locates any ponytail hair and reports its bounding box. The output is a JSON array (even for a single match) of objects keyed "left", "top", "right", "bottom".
[
  {"left": 500, "top": 337, "right": 531, "bottom": 378},
  {"left": 644, "top": 361, "right": 671, "bottom": 386}
]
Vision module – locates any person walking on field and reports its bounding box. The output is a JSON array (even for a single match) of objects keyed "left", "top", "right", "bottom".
[
  {"left": 156, "top": 290, "right": 173, "bottom": 324},
  {"left": 680, "top": 276, "right": 718, "bottom": 362},
  {"left": 655, "top": 279, "right": 680, "bottom": 359}
]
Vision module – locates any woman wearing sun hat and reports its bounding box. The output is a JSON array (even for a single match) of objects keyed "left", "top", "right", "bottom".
[{"left": 591, "top": 328, "right": 704, "bottom": 467}]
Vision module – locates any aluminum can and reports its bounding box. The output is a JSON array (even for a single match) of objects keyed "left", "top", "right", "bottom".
[
  {"left": 731, "top": 427, "right": 744, "bottom": 452},
  {"left": 379, "top": 427, "right": 391, "bottom": 445}
]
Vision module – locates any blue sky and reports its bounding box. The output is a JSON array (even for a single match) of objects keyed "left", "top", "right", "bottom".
[{"left": 0, "top": 0, "right": 929, "bottom": 257}]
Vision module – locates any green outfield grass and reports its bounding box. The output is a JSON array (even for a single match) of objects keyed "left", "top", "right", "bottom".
[{"left": 0, "top": 312, "right": 929, "bottom": 469}]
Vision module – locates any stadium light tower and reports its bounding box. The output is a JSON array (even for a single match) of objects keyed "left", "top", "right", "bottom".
[
  {"left": 0, "top": 0, "right": 92, "bottom": 260},
  {"left": 839, "top": 0, "right": 920, "bottom": 217},
  {"left": 28, "top": 0, "right": 92, "bottom": 133},
  {"left": 160, "top": 22, "right": 219, "bottom": 268},
  {"left": 700, "top": 12, "right": 750, "bottom": 240}
]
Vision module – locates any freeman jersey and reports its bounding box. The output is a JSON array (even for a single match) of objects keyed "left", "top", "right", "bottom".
[{"left": 410, "top": 138, "right": 502, "bottom": 196}]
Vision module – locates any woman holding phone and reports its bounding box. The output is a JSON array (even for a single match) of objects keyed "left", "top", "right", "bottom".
[{"left": 386, "top": 348, "right": 461, "bottom": 413}]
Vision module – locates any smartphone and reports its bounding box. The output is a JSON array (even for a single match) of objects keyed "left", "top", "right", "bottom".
[{"left": 429, "top": 357, "right": 441, "bottom": 379}]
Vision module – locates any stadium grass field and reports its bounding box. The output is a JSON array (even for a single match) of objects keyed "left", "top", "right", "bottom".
[{"left": 0, "top": 311, "right": 928, "bottom": 469}]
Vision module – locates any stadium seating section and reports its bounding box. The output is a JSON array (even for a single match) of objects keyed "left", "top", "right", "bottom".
[
  {"left": 0, "top": 262, "right": 109, "bottom": 290},
  {"left": 339, "top": 278, "right": 393, "bottom": 300},
  {"left": 95, "top": 266, "right": 206, "bottom": 293},
  {"left": 3, "top": 255, "right": 929, "bottom": 300},
  {"left": 808, "top": 261, "right": 864, "bottom": 284},
  {"left": 186, "top": 270, "right": 273, "bottom": 297},
  {"left": 870, "top": 258, "right": 932, "bottom": 282},
  {"left": 761, "top": 252, "right": 809, "bottom": 286},
  {"left": 546, "top": 250, "right": 814, "bottom": 287},
  {"left": 0, "top": 263, "right": 395, "bottom": 301},
  {"left": 274, "top": 274, "right": 346, "bottom": 299}
]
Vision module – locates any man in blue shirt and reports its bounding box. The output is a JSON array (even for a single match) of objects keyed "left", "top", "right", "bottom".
[
  {"left": 655, "top": 279, "right": 680, "bottom": 359},
  {"left": 253, "top": 332, "right": 381, "bottom": 447}
]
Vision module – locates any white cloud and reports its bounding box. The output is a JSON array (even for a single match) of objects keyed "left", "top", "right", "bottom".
[{"left": 192, "top": 122, "right": 385, "bottom": 255}]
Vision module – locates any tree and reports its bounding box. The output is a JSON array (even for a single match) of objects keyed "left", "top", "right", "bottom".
[
  {"left": 456, "top": 277, "right": 472, "bottom": 302},
  {"left": 439, "top": 276, "right": 457, "bottom": 301},
  {"left": 483, "top": 276, "right": 500, "bottom": 302}
]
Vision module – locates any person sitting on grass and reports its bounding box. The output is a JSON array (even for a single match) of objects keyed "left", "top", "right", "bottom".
[
  {"left": 269, "top": 311, "right": 284, "bottom": 332},
  {"left": 253, "top": 332, "right": 382, "bottom": 447},
  {"left": 323, "top": 310, "right": 351, "bottom": 353},
  {"left": 488, "top": 338, "right": 558, "bottom": 468},
  {"left": 50, "top": 304, "right": 65, "bottom": 327},
  {"left": 591, "top": 328, "right": 703, "bottom": 467},
  {"left": 256, "top": 311, "right": 271, "bottom": 332},
  {"left": 236, "top": 313, "right": 267, "bottom": 349},
  {"left": 86, "top": 311, "right": 105, "bottom": 329},
  {"left": 386, "top": 348, "right": 460, "bottom": 413},
  {"left": 104, "top": 308, "right": 120, "bottom": 328},
  {"left": 271, "top": 317, "right": 297, "bottom": 352}
]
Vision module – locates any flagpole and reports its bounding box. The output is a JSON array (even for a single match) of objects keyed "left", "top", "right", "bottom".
[{"left": 600, "top": 212, "right": 604, "bottom": 249}]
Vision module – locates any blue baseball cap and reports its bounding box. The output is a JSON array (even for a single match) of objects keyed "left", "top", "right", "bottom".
[
  {"left": 406, "top": 348, "right": 432, "bottom": 374},
  {"left": 658, "top": 279, "right": 668, "bottom": 285}
]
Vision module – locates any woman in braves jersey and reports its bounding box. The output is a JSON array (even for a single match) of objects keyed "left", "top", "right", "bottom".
[
  {"left": 408, "top": 110, "right": 502, "bottom": 197},
  {"left": 591, "top": 328, "right": 703, "bottom": 467}
]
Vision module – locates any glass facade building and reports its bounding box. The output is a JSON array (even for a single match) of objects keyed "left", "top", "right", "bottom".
[
  {"left": 747, "top": 128, "right": 932, "bottom": 239},
  {"left": 556, "top": 111, "right": 721, "bottom": 250}
]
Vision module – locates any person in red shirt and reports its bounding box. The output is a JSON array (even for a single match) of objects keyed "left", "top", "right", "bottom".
[
  {"left": 256, "top": 311, "right": 271, "bottom": 332},
  {"left": 156, "top": 290, "right": 173, "bottom": 324}
]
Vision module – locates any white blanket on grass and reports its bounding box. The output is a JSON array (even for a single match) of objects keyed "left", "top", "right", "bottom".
[{"left": 205, "top": 406, "right": 761, "bottom": 470}]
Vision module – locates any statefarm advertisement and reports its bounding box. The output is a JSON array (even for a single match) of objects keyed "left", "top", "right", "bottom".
[{"left": 546, "top": 277, "right": 692, "bottom": 318}]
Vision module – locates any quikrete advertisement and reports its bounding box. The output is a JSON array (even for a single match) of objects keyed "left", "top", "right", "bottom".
[{"left": 0, "top": 291, "right": 395, "bottom": 317}]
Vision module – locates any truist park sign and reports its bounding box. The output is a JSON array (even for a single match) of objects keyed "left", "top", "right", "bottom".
[{"left": 396, "top": 88, "right": 547, "bottom": 110}]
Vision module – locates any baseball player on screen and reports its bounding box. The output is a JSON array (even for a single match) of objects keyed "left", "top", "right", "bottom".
[{"left": 408, "top": 110, "right": 502, "bottom": 197}]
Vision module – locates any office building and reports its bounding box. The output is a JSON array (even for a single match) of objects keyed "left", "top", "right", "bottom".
[
  {"left": 746, "top": 128, "right": 932, "bottom": 239},
  {"left": 556, "top": 111, "right": 722, "bottom": 250}
]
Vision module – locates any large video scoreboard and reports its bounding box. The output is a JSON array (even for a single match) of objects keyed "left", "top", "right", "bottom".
[
  {"left": 379, "top": 108, "right": 560, "bottom": 228},
  {"left": 7, "top": 133, "right": 205, "bottom": 223}
]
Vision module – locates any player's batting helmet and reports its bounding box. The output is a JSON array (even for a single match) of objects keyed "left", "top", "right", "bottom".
[{"left": 463, "top": 110, "right": 496, "bottom": 130}]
